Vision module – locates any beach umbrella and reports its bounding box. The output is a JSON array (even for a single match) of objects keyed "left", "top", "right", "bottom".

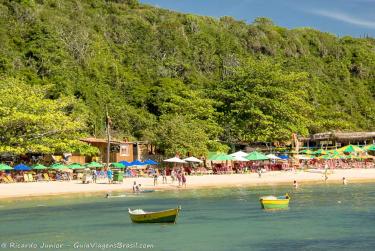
[
  {"left": 0, "top": 164, "right": 13, "bottom": 171},
  {"left": 49, "top": 163, "right": 66, "bottom": 170},
  {"left": 163, "top": 157, "right": 187, "bottom": 163},
  {"left": 246, "top": 151, "right": 269, "bottom": 161},
  {"left": 143, "top": 159, "right": 159, "bottom": 165},
  {"left": 13, "top": 164, "right": 31, "bottom": 171},
  {"left": 230, "top": 151, "right": 248, "bottom": 158},
  {"left": 85, "top": 161, "right": 103, "bottom": 168},
  {"left": 300, "top": 149, "right": 314, "bottom": 155},
  {"left": 183, "top": 157, "right": 203, "bottom": 163},
  {"left": 119, "top": 161, "right": 132, "bottom": 167},
  {"left": 266, "top": 154, "right": 281, "bottom": 160},
  {"left": 233, "top": 156, "right": 249, "bottom": 162},
  {"left": 32, "top": 164, "right": 47, "bottom": 170},
  {"left": 68, "top": 163, "right": 85, "bottom": 169},
  {"left": 129, "top": 160, "right": 145, "bottom": 166},
  {"left": 213, "top": 154, "right": 234, "bottom": 161},
  {"left": 279, "top": 155, "right": 289, "bottom": 160},
  {"left": 364, "top": 144, "right": 375, "bottom": 151},
  {"left": 338, "top": 145, "right": 363, "bottom": 154},
  {"left": 314, "top": 149, "right": 327, "bottom": 155},
  {"left": 110, "top": 162, "right": 126, "bottom": 169}
]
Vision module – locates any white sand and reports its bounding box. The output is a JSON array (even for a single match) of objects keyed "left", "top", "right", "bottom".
[{"left": 1, "top": 169, "right": 375, "bottom": 199}]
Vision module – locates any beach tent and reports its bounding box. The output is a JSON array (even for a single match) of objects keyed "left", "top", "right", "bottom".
[
  {"left": 338, "top": 145, "right": 363, "bottom": 154},
  {"left": 245, "top": 151, "right": 269, "bottom": 161},
  {"left": 13, "top": 164, "right": 31, "bottom": 171},
  {"left": 129, "top": 160, "right": 145, "bottom": 166},
  {"left": 230, "top": 151, "right": 248, "bottom": 158},
  {"left": 266, "top": 154, "right": 281, "bottom": 160},
  {"left": 143, "top": 159, "right": 159, "bottom": 165},
  {"left": 49, "top": 163, "right": 66, "bottom": 170},
  {"left": 119, "top": 161, "right": 132, "bottom": 167},
  {"left": 68, "top": 163, "right": 85, "bottom": 169},
  {"left": 110, "top": 162, "right": 126, "bottom": 169},
  {"left": 0, "top": 164, "right": 13, "bottom": 171},
  {"left": 32, "top": 164, "right": 47, "bottom": 170},
  {"left": 163, "top": 157, "right": 187, "bottom": 163},
  {"left": 183, "top": 157, "right": 203, "bottom": 163},
  {"left": 85, "top": 161, "right": 103, "bottom": 168},
  {"left": 233, "top": 156, "right": 249, "bottom": 162}
]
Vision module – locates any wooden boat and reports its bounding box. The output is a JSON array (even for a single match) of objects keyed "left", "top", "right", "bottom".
[
  {"left": 128, "top": 206, "right": 181, "bottom": 223},
  {"left": 259, "top": 194, "right": 290, "bottom": 210}
]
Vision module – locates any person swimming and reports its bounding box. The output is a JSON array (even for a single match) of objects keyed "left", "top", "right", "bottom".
[
  {"left": 342, "top": 177, "right": 347, "bottom": 185},
  {"left": 293, "top": 180, "right": 299, "bottom": 189}
]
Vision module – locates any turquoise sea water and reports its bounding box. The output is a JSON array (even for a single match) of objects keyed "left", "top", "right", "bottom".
[{"left": 1, "top": 183, "right": 375, "bottom": 251}]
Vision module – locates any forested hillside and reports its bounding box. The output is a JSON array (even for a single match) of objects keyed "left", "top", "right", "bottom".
[{"left": 0, "top": 0, "right": 374, "bottom": 156}]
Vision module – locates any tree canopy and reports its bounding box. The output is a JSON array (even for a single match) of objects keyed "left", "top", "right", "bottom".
[{"left": 0, "top": 0, "right": 374, "bottom": 156}]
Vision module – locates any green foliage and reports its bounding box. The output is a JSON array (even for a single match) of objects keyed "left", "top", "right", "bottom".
[
  {"left": 0, "top": 77, "right": 98, "bottom": 155},
  {"left": 0, "top": 0, "right": 374, "bottom": 156}
]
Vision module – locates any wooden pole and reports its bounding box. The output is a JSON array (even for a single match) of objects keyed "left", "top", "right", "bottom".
[{"left": 106, "top": 106, "right": 111, "bottom": 169}]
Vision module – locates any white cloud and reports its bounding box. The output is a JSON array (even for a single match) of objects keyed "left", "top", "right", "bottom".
[{"left": 312, "top": 9, "right": 375, "bottom": 29}]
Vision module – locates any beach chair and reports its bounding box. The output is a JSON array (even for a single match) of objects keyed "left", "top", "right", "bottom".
[
  {"left": 6, "top": 175, "right": 14, "bottom": 183},
  {"left": 28, "top": 173, "right": 34, "bottom": 182},
  {"left": 43, "top": 173, "right": 50, "bottom": 181},
  {"left": 23, "top": 174, "right": 29, "bottom": 182}
]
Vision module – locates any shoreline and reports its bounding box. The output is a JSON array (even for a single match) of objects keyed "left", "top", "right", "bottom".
[{"left": 1, "top": 169, "right": 375, "bottom": 201}]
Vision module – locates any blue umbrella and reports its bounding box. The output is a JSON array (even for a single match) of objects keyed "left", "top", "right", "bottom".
[
  {"left": 129, "top": 160, "right": 145, "bottom": 166},
  {"left": 118, "top": 161, "right": 131, "bottom": 167},
  {"left": 143, "top": 159, "right": 159, "bottom": 165},
  {"left": 279, "top": 155, "right": 289, "bottom": 160},
  {"left": 13, "top": 164, "right": 31, "bottom": 171}
]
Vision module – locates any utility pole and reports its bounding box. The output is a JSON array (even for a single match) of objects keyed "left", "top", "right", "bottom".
[{"left": 106, "top": 106, "right": 111, "bottom": 170}]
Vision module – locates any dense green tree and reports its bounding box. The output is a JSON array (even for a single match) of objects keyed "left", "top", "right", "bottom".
[
  {"left": 0, "top": 77, "right": 98, "bottom": 155},
  {"left": 0, "top": 0, "right": 374, "bottom": 155}
]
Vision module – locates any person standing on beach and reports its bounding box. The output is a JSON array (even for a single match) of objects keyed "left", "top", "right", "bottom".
[
  {"left": 177, "top": 171, "right": 182, "bottom": 187},
  {"left": 92, "top": 169, "right": 97, "bottom": 183},
  {"left": 171, "top": 169, "right": 176, "bottom": 183},
  {"left": 153, "top": 172, "right": 158, "bottom": 186},
  {"left": 257, "top": 167, "right": 262, "bottom": 178},
  {"left": 107, "top": 169, "right": 113, "bottom": 184},
  {"left": 162, "top": 169, "right": 167, "bottom": 184},
  {"left": 182, "top": 172, "right": 187, "bottom": 188},
  {"left": 324, "top": 168, "right": 328, "bottom": 182},
  {"left": 132, "top": 181, "right": 137, "bottom": 193}
]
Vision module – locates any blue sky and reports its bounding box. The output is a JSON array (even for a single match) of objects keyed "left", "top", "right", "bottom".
[{"left": 140, "top": 0, "right": 375, "bottom": 37}]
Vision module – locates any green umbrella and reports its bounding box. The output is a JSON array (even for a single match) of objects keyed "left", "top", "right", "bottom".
[
  {"left": 68, "top": 163, "right": 85, "bottom": 169},
  {"left": 86, "top": 161, "right": 103, "bottom": 168},
  {"left": 110, "top": 162, "right": 125, "bottom": 169},
  {"left": 246, "top": 151, "right": 269, "bottom": 161},
  {"left": 32, "top": 164, "right": 47, "bottom": 170},
  {"left": 364, "top": 144, "right": 375, "bottom": 151},
  {"left": 300, "top": 149, "right": 314, "bottom": 155},
  {"left": 338, "top": 145, "right": 363, "bottom": 154},
  {"left": 49, "top": 163, "right": 66, "bottom": 170},
  {"left": 314, "top": 149, "right": 327, "bottom": 155},
  {"left": 0, "top": 164, "right": 13, "bottom": 171}
]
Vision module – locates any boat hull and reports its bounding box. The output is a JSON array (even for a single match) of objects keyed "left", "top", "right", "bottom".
[
  {"left": 260, "top": 195, "right": 290, "bottom": 210},
  {"left": 129, "top": 207, "right": 181, "bottom": 223},
  {"left": 260, "top": 199, "right": 289, "bottom": 209}
]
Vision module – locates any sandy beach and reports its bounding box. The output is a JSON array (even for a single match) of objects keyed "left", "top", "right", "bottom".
[{"left": 1, "top": 168, "right": 375, "bottom": 200}]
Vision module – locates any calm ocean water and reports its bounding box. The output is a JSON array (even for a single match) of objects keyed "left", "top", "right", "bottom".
[{"left": 1, "top": 183, "right": 375, "bottom": 251}]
